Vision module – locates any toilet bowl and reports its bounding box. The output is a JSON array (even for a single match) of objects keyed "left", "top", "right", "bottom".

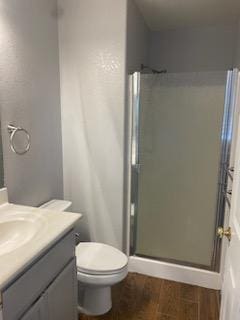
[
  {"left": 40, "top": 199, "right": 128, "bottom": 316},
  {"left": 76, "top": 242, "right": 128, "bottom": 315}
]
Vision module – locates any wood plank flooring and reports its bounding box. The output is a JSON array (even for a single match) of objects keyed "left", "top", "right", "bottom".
[{"left": 79, "top": 273, "right": 220, "bottom": 320}]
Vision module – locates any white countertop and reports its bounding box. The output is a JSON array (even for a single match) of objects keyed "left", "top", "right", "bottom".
[{"left": 0, "top": 196, "right": 81, "bottom": 291}]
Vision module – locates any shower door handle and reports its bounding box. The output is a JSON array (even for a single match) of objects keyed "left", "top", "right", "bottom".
[{"left": 131, "top": 164, "right": 140, "bottom": 205}]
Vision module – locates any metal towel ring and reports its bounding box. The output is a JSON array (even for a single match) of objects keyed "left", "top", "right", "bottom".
[{"left": 7, "top": 124, "right": 30, "bottom": 155}]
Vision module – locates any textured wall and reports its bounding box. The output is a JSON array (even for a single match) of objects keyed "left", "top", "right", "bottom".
[
  {"left": 149, "top": 24, "right": 237, "bottom": 72},
  {"left": 0, "top": 0, "right": 63, "bottom": 205},
  {"left": 127, "top": 0, "right": 150, "bottom": 74},
  {"left": 58, "top": 0, "right": 127, "bottom": 249}
]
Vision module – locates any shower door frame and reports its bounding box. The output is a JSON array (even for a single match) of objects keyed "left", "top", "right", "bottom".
[{"left": 129, "top": 70, "right": 238, "bottom": 272}]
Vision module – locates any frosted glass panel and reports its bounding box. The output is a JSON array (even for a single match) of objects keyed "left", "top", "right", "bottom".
[{"left": 135, "top": 72, "right": 227, "bottom": 267}]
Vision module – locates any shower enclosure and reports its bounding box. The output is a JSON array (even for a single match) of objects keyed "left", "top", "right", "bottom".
[{"left": 129, "top": 70, "right": 237, "bottom": 271}]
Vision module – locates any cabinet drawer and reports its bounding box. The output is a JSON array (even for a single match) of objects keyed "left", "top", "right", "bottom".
[{"left": 2, "top": 231, "right": 75, "bottom": 320}]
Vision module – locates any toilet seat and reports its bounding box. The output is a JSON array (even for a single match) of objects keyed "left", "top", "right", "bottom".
[
  {"left": 76, "top": 242, "right": 128, "bottom": 275},
  {"left": 77, "top": 265, "right": 128, "bottom": 287}
]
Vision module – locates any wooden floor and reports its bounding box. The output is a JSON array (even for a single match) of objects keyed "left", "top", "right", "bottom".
[{"left": 79, "top": 273, "right": 220, "bottom": 320}]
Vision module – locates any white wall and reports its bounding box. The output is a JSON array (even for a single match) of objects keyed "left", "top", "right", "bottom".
[
  {"left": 0, "top": 0, "right": 63, "bottom": 206},
  {"left": 149, "top": 24, "right": 237, "bottom": 72},
  {"left": 127, "top": 0, "right": 150, "bottom": 73},
  {"left": 58, "top": 0, "right": 127, "bottom": 249}
]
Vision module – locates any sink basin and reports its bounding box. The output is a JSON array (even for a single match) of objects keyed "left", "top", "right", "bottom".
[{"left": 0, "top": 213, "right": 46, "bottom": 256}]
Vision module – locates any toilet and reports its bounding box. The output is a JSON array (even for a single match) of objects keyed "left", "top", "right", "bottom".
[{"left": 40, "top": 199, "right": 128, "bottom": 316}]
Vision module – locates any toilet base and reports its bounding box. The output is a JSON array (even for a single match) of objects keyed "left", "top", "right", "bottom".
[
  {"left": 77, "top": 265, "right": 128, "bottom": 316},
  {"left": 78, "top": 283, "right": 112, "bottom": 316}
]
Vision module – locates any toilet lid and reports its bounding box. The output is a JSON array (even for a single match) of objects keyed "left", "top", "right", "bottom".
[{"left": 76, "top": 242, "right": 128, "bottom": 275}]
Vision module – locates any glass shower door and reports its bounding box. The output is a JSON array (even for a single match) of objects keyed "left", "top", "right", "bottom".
[{"left": 130, "top": 71, "right": 234, "bottom": 270}]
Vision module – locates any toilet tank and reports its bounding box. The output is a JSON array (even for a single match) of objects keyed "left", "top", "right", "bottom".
[
  {"left": 39, "top": 199, "right": 72, "bottom": 212},
  {"left": 40, "top": 199, "right": 84, "bottom": 243}
]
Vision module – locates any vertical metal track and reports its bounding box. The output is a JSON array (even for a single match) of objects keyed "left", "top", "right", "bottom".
[
  {"left": 130, "top": 72, "right": 141, "bottom": 255},
  {"left": 212, "top": 69, "right": 238, "bottom": 271}
]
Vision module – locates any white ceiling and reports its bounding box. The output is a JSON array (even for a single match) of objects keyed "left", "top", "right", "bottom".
[{"left": 134, "top": 0, "right": 240, "bottom": 31}]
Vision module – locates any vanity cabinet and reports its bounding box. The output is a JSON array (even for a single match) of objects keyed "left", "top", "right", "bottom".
[
  {"left": 21, "top": 260, "right": 76, "bottom": 320},
  {"left": 47, "top": 259, "right": 77, "bottom": 320},
  {"left": 2, "top": 231, "right": 77, "bottom": 320},
  {"left": 21, "top": 295, "right": 47, "bottom": 320}
]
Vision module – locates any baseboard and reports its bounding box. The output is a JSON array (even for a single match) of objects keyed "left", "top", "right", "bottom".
[{"left": 129, "top": 256, "right": 221, "bottom": 290}]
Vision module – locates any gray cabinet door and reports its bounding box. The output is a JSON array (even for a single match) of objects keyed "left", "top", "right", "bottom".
[
  {"left": 20, "top": 295, "right": 47, "bottom": 320},
  {"left": 3, "top": 232, "right": 75, "bottom": 320},
  {"left": 47, "top": 259, "right": 77, "bottom": 320}
]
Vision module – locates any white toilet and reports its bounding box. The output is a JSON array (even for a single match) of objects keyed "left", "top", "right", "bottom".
[{"left": 40, "top": 199, "right": 128, "bottom": 316}]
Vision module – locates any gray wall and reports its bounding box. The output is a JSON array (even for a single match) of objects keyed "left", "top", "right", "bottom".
[
  {"left": 0, "top": 121, "right": 4, "bottom": 189},
  {"left": 127, "top": 0, "right": 150, "bottom": 73},
  {"left": 0, "top": 0, "right": 63, "bottom": 205},
  {"left": 234, "top": 20, "right": 240, "bottom": 68},
  {"left": 58, "top": 0, "right": 127, "bottom": 249},
  {"left": 149, "top": 24, "right": 237, "bottom": 72},
  {"left": 127, "top": 3, "right": 237, "bottom": 73}
]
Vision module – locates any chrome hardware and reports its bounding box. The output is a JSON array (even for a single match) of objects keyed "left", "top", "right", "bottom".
[
  {"left": 226, "top": 166, "right": 234, "bottom": 180},
  {"left": 7, "top": 124, "right": 30, "bottom": 155},
  {"left": 222, "top": 189, "right": 232, "bottom": 208},
  {"left": 217, "top": 227, "right": 232, "bottom": 241},
  {"left": 224, "top": 195, "right": 231, "bottom": 208},
  {"left": 132, "top": 164, "right": 141, "bottom": 173},
  {"left": 222, "top": 190, "right": 231, "bottom": 208},
  {"left": 75, "top": 232, "right": 81, "bottom": 244}
]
